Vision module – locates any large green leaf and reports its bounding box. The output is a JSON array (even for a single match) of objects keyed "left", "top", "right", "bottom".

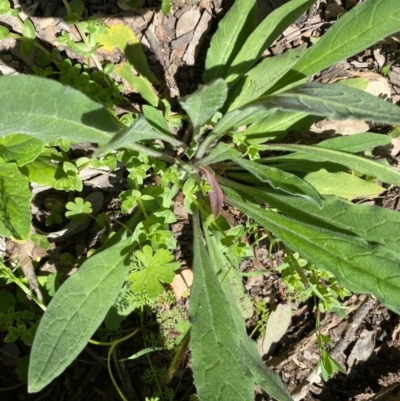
[
  {"left": 0, "top": 75, "right": 120, "bottom": 144},
  {"left": 225, "top": 0, "right": 315, "bottom": 87},
  {"left": 203, "top": 0, "right": 258, "bottom": 83},
  {"left": 304, "top": 169, "right": 383, "bottom": 200},
  {"left": 224, "top": 186, "right": 400, "bottom": 314},
  {"left": 283, "top": 0, "right": 400, "bottom": 87},
  {"left": 261, "top": 132, "right": 392, "bottom": 172},
  {"left": 252, "top": 83, "right": 400, "bottom": 125},
  {"left": 315, "top": 132, "right": 391, "bottom": 153},
  {"left": 28, "top": 226, "right": 139, "bottom": 392},
  {"left": 190, "top": 212, "right": 292, "bottom": 401},
  {"left": 245, "top": 111, "right": 313, "bottom": 144},
  {"left": 0, "top": 159, "right": 31, "bottom": 240},
  {"left": 224, "top": 188, "right": 400, "bottom": 313},
  {"left": 265, "top": 143, "right": 400, "bottom": 187},
  {"left": 228, "top": 45, "right": 308, "bottom": 111},
  {"left": 179, "top": 79, "right": 228, "bottom": 129},
  {"left": 218, "top": 178, "right": 400, "bottom": 253}
]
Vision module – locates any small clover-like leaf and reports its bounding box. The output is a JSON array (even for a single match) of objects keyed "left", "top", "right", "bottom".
[
  {"left": 119, "top": 189, "right": 141, "bottom": 213},
  {"left": 128, "top": 245, "right": 180, "bottom": 298},
  {"left": 65, "top": 197, "right": 93, "bottom": 223}
]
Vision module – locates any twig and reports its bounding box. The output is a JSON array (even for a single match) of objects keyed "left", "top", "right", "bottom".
[{"left": 290, "top": 297, "right": 378, "bottom": 401}]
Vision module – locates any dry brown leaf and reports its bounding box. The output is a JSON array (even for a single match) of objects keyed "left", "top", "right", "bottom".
[{"left": 170, "top": 269, "right": 193, "bottom": 301}]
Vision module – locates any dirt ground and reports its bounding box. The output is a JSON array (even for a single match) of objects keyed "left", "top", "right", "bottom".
[{"left": 1, "top": 0, "right": 400, "bottom": 400}]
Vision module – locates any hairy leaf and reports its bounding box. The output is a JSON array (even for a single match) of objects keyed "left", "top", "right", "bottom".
[
  {"left": 284, "top": 0, "right": 400, "bottom": 87},
  {"left": 234, "top": 157, "right": 323, "bottom": 207},
  {"left": 143, "top": 105, "right": 170, "bottom": 135},
  {"left": 252, "top": 83, "right": 400, "bottom": 125},
  {"left": 224, "top": 186, "right": 400, "bottom": 314},
  {"left": 199, "top": 108, "right": 274, "bottom": 157},
  {"left": 316, "top": 132, "right": 391, "bottom": 153},
  {"left": 179, "top": 79, "right": 228, "bottom": 129},
  {"left": 190, "top": 212, "right": 292, "bottom": 401},
  {"left": 203, "top": 0, "right": 258, "bottom": 83},
  {"left": 0, "top": 75, "right": 119, "bottom": 144},
  {"left": 228, "top": 45, "right": 308, "bottom": 111},
  {"left": 28, "top": 211, "right": 144, "bottom": 393},
  {"left": 219, "top": 180, "right": 400, "bottom": 253},
  {"left": 245, "top": 111, "right": 314, "bottom": 144},
  {"left": 225, "top": 0, "right": 314, "bottom": 87},
  {"left": 200, "top": 143, "right": 322, "bottom": 206},
  {"left": 304, "top": 169, "right": 383, "bottom": 200},
  {"left": 265, "top": 143, "right": 400, "bottom": 187}
]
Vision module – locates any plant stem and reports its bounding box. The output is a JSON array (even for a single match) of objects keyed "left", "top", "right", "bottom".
[{"left": 8, "top": 33, "right": 51, "bottom": 56}]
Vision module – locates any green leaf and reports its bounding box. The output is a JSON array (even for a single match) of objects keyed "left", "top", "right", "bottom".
[
  {"left": 200, "top": 143, "right": 323, "bottom": 206},
  {"left": 64, "top": 0, "right": 83, "bottom": 24},
  {"left": 0, "top": 134, "right": 44, "bottom": 166},
  {"left": 128, "top": 246, "right": 179, "bottom": 298},
  {"left": 98, "top": 24, "right": 158, "bottom": 84},
  {"left": 21, "top": 39, "right": 35, "bottom": 56},
  {"left": 22, "top": 18, "right": 36, "bottom": 39},
  {"left": 234, "top": 157, "right": 323, "bottom": 207},
  {"left": 65, "top": 197, "right": 93, "bottom": 223},
  {"left": 228, "top": 45, "right": 308, "bottom": 111},
  {"left": 0, "top": 24, "right": 9, "bottom": 39},
  {"left": 94, "top": 115, "right": 182, "bottom": 156},
  {"left": 316, "top": 132, "right": 391, "bottom": 153},
  {"left": 225, "top": 0, "right": 315, "bottom": 87},
  {"left": 225, "top": 181, "right": 400, "bottom": 254},
  {"left": 0, "top": 159, "right": 31, "bottom": 239},
  {"left": 284, "top": 0, "right": 400, "bottom": 87},
  {"left": 0, "top": 75, "right": 120, "bottom": 144},
  {"left": 0, "top": 0, "right": 12, "bottom": 15},
  {"left": 203, "top": 0, "right": 258, "bottom": 83},
  {"left": 21, "top": 152, "right": 82, "bottom": 192},
  {"left": 224, "top": 186, "right": 400, "bottom": 314},
  {"left": 265, "top": 143, "right": 400, "bottom": 187},
  {"left": 190, "top": 212, "right": 292, "bottom": 401},
  {"left": 28, "top": 236, "right": 134, "bottom": 393},
  {"left": 245, "top": 111, "right": 314, "bottom": 144},
  {"left": 161, "top": 0, "right": 171, "bottom": 15},
  {"left": 215, "top": 106, "right": 273, "bottom": 135},
  {"left": 179, "top": 79, "right": 228, "bottom": 129},
  {"left": 199, "top": 142, "right": 238, "bottom": 166},
  {"left": 116, "top": 62, "right": 159, "bottom": 107},
  {"left": 252, "top": 83, "right": 400, "bottom": 125},
  {"left": 304, "top": 169, "right": 383, "bottom": 200},
  {"left": 143, "top": 105, "right": 170, "bottom": 135}
]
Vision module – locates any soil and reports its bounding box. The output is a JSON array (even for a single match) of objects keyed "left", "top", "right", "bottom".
[{"left": 1, "top": 1, "right": 400, "bottom": 400}]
